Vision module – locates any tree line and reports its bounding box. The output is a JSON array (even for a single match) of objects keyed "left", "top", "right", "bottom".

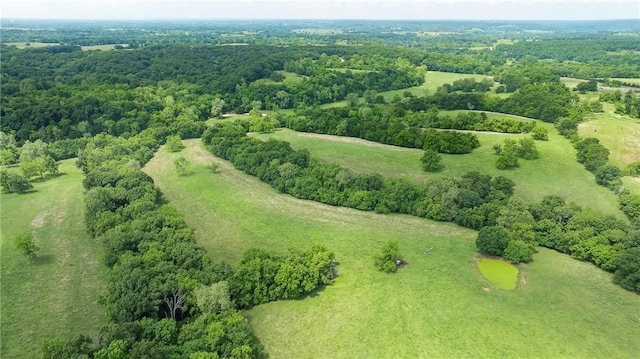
[
  {"left": 202, "top": 121, "right": 640, "bottom": 293},
  {"left": 43, "top": 127, "right": 335, "bottom": 357}
]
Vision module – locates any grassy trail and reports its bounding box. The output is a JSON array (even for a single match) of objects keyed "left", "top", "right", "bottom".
[
  {"left": 0, "top": 160, "right": 107, "bottom": 358},
  {"left": 143, "top": 139, "right": 640, "bottom": 358}
]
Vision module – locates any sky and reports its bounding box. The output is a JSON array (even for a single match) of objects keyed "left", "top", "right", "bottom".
[{"left": 2, "top": 0, "right": 639, "bottom": 21}]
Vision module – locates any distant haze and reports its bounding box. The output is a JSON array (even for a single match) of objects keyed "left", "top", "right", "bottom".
[{"left": 2, "top": 0, "right": 639, "bottom": 20}]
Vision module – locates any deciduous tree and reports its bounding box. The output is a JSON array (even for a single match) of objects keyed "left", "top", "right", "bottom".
[{"left": 13, "top": 232, "right": 39, "bottom": 261}]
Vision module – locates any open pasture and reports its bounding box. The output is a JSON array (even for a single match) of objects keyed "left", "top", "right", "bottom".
[
  {"left": 579, "top": 112, "right": 640, "bottom": 167},
  {"left": 0, "top": 160, "right": 107, "bottom": 358},
  {"left": 320, "top": 71, "right": 497, "bottom": 108},
  {"left": 253, "top": 126, "right": 622, "bottom": 216},
  {"left": 142, "top": 139, "right": 640, "bottom": 358}
]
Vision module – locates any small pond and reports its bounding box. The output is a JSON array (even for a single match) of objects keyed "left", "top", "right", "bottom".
[{"left": 477, "top": 259, "right": 519, "bottom": 290}]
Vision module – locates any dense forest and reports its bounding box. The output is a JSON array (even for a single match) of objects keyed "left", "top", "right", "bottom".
[{"left": 2, "top": 19, "right": 640, "bottom": 358}]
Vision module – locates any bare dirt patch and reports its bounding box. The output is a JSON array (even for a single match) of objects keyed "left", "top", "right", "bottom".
[{"left": 31, "top": 210, "right": 51, "bottom": 228}]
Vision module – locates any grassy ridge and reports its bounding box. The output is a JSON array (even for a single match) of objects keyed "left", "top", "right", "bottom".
[
  {"left": 0, "top": 160, "right": 107, "bottom": 358},
  {"left": 253, "top": 126, "right": 623, "bottom": 216},
  {"left": 143, "top": 140, "right": 640, "bottom": 358}
]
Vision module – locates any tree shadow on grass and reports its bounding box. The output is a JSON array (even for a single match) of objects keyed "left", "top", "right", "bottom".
[
  {"left": 33, "top": 254, "right": 55, "bottom": 266},
  {"left": 30, "top": 172, "right": 66, "bottom": 183}
]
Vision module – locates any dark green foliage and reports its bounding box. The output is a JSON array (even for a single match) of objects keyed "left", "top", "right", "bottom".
[
  {"left": 423, "top": 145, "right": 447, "bottom": 170},
  {"left": 555, "top": 117, "right": 581, "bottom": 138},
  {"left": 594, "top": 164, "right": 622, "bottom": 189},
  {"left": 476, "top": 226, "right": 510, "bottom": 256},
  {"left": 285, "top": 106, "right": 481, "bottom": 154},
  {"left": 530, "top": 125, "right": 549, "bottom": 141},
  {"left": 619, "top": 194, "right": 640, "bottom": 221},
  {"left": 494, "top": 137, "right": 539, "bottom": 169},
  {"left": 41, "top": 335, "right": 95, "bottom": 359},
  {"left": 613, "top": 247, "right": 640, "bottom": 293},
  {"left": 495, "top": 149, "right": 519, "bottom": 170},
  {"left": 0, "top": 170, "right": 33, "bottom": 193},
  {"left": 427, "top": 111, "right": 535, "bottom": 133},
  {"left": 576, "top": 137, "right": 609, "bottom": 172},
  {"left": 575, "top": 80, "right": 598, "bottom": 93},
  {"left": 204, "top": 123, "right": 514, "bottom": 226},
  {"left": 76, "top": 130, "right": 267, "bottom": 357},
  {"left": 423, "top": 129, "right": 480, "bottom": 154},
  {"left": 230, "top": 246, "right": 336, "bottom": 309},
  {"left": 503, "top": 240, "right": 534, "bottom": 264},
  {"left": 373, "top": 241, "right": 403, "bottom": 273},
  {"left": 498, "top": 83, "right": 574, "bottom": 122}
]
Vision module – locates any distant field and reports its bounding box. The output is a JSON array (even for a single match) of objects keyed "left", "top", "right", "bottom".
[
  {"left": 80, "top": 44, "right": 128, "bottom": 51},
  {"left": 253, "top": 126, "right": 622, "bottom": 216},
  {"left": 579, "top": 112, "right": 640, "bottom": 167},
  {"left": 561, "top": 77, "right": 590, "bottom": 89},
  {"left": 321, "top": 71, "right": 498, "bottom": 108},
  {"left": 254, "top": 70, "right": 306, "bottom": 86},
  {"left": 3, "top": 42, "right": 58, "bottom": 48},
  {"left": 3, "top": 42, "right": 127, "bottom": 51},
  {"left": 439, "top": 110, "right": 536, "bottom": 122},
  {"left": 292, "top": 28, "right": 343, "bottom": 35},
  {"left": 0, "top": 160, "right": 107, "bottom": 358},
  {"left": 613, "top": 78, "right": 640, "bottom": 85},
  {"left": 143, "top": 139, "right": 640, "bottom": 358}
]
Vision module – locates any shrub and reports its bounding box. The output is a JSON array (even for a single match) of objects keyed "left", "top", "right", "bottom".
[
  {"left": 373, "top": 241, "right": 403, "bottom": 273},
  {"left": 503, "top": 240, "right": 534, "bottom": 264}
]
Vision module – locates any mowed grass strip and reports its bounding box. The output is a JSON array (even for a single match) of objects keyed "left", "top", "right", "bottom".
[
  {"left": 0, "top": 160, "right": 107, "bottom": 358},
  {"left": 253, "top": 126, "right": 622, "bottom": 216},
  {"left": 143, "top": 140, "right": 640, "bottom": 358}
]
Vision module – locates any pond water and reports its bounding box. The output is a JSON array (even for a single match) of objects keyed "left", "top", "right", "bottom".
[{"left": 477, "top": 259, "right": 519, "bottom": 290}]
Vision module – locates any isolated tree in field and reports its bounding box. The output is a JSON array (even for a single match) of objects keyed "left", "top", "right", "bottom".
[
  {"left": 421, "top": 149, "right": 443, "bottom": 172},
  {"left": 373, "top": 241, "right": 403, "bottom": 273},
  {"left": 174, "top": 157, "right": 190, "bottom": 176},
  {"left": 0, "top": 170, "right": 33, "bottom": 193},
  {"left": 13, "top": 232, "right": 39, "bottom": 261},
  {"left": 476, "top": 226, "right": 510, "bottom": 256},
  {"left": 575, "top": 80, "right": 598, "bottom": 93},
  {"left": 530, "top": 125, "right": 548, "bottom": 141},
  {"left": 165, "top": 135, "right": 185, "bottom": 152}
]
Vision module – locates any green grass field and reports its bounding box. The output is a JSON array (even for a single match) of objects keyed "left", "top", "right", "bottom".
[
  {"left": 3, "top": 42, "right": 59, "bottom": 48},
  {"left": 252, "top": 126, "right": 622, "bottom": 216},
  {"left": 612, "top": 78, "right": 640, "bottom": 85},
  {"left": 622, "top": 176, "right": 640, "bottom": 195},
  {"left": 0, "top": 160, "right": 107, "bottom": 358},
  {"left": 579, "top": 112, "right": 640, "bottom": 167},
  {"left": 320, "top": 71, "right": 498, "bottom": 108},
  {"left": 142, "top": 139, "right": 640, "bottom": 358}
]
